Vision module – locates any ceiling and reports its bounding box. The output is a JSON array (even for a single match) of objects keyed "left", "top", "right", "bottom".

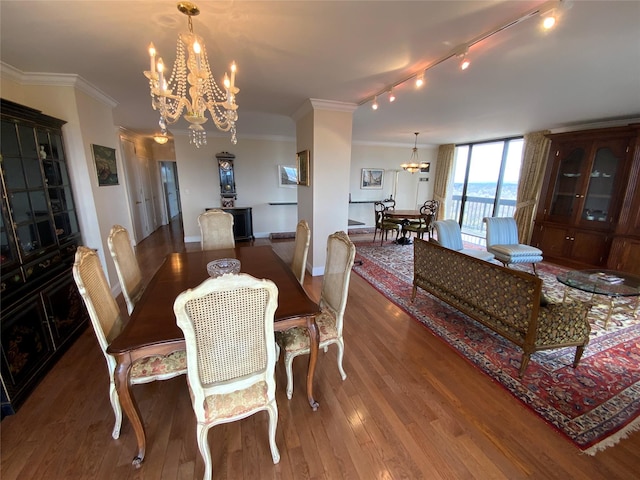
[{"left": 1, "top": 1, "right": 639, "bottom": 147}]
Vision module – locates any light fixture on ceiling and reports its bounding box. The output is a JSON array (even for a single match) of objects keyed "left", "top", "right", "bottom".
[
  {"left": 400, "top": 132, "right": 430, "bottom": 174},
  {"left": 144, "top": 2, "right": 239, "bottom": 148},
  {"left": 359, "top": 0, "right": 566, "bottom": 109},
  {"left": 153, "top": 132, "right": 169, "bottom": 144},
  {"left": 372, "top": 96, "right": 379, "bottom": 110},
  {"left": 388, "top": 88, "right": 396, "bottom": 103},
  {"left": 542, "top": 10, "right": 556, "bottom": 29},
  {"left": 458, "top": 47, "right": 471, "bottom": 70}
]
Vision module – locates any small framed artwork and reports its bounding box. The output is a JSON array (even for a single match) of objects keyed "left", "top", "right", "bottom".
[
  {"left": 297, "top": 150, "right": 310, "bottom": 186},
  {"left": 91, "top": 144, "right": 119, "bottom": 186},
  {"left": 361, "top": 168, "right": 384, "bottom": 189},
  {"left": 278, "top": 164, "right": 298, "bottom": 187}
]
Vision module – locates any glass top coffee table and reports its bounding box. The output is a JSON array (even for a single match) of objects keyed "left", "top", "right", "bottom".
[{"left": 556, "top": 269, "right": 640, "bottom": 328}]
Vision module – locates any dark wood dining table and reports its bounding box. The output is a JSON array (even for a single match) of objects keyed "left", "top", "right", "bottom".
[
  {"left": 385, "top": 209, "right": 422, "bottom": 245},
  {"left": 106, "top": 245, "right": 321, "bottom": 465}
]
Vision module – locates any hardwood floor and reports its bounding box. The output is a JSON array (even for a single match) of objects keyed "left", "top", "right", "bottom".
[{"left": 2, "top": 217, "right": 639, "bottom": 479}]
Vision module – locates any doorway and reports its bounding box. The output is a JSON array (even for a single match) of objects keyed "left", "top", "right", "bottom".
[{"left": 160, "top": 161, "right": 182, "bottom": 222}]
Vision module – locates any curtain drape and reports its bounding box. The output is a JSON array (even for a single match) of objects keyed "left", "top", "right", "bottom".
[
  {"left": 433, "top": 144, "right": 455, "bottom": 220},
  {"left": 514, "top": 131, "right": 551, "bottom": 243}
]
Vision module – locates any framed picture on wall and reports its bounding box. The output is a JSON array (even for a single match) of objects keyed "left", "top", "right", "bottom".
[
  {"left": 297, "top": 150, "right": 310, "bottom": 186},
  {"left": 278, "top": 164, "right": 298, "bottom": 187},
  {"left": 361, "top": 168, "right": 384, "bottom": 189},
  {"left": 91, "top": 144, "right": 119, "bottom": 186}
]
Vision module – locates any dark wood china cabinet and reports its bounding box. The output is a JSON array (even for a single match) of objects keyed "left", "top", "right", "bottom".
[
  {"left": 1, "top": 99, "right": 88, "bottom": 417},
  {"left": 531, "top": 125, "right": 640, "bottom": 274}
]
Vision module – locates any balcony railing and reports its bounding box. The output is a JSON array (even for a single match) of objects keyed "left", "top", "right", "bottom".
[{"left": 448, "top": 195, "right": 516, "bottom": 245}]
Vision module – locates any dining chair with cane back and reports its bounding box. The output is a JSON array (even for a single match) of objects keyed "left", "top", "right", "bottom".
[
  {"left": 173, "top": 273, "right": 281, "bottom": 480},
  {"left": 72, "top": 246, "right": 186, "bottom": 440},
  {"left": 291, "top": 219, "right": 311, "bottom": 284},
  {"left": 276, "top": 231, "right": 356, "bottom": 399},
  {"left": 198, "top": 209, "right": 235, "bottom": 250},
  {"left": 107, "top": 224, "right": 144, "bottom": 315},
  {"left": 373, "top": 201, "right": 401, "bottom": 245}
]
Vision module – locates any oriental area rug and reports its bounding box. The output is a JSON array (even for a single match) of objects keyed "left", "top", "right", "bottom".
[{"left": 351, "top": 240, "right": 640, "bottom": 455}]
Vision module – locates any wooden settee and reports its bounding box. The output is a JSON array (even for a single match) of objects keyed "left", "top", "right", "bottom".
[{"left": 411, "top": 239, "right": 591, "bottom": 376}]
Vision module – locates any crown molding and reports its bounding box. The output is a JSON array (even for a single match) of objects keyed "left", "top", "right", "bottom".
[
  {"left": 291, "top": 98, "right": 358, "bottom": 121},
  {"left": 0, "top": 62, "right": 118, "bottom": 108}
]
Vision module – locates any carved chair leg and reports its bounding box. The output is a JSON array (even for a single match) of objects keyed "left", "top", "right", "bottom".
[
  {"left": 518, "top": 352, "right": 532, "bottom": 377},
  {"left": 573, "top": 345, "right": 586, "bottom": 367}
]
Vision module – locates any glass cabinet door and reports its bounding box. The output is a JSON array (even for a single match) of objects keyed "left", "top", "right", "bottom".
[
  {"left": 548, "top": 142, "right": 587, "bottom": 221},
  {"left": 0, "top": 120, "right": 56, "bottom": 260},
  {"left": 42, "top": 132, "right": 79, "bottom": 242},
  {"left": 581, "top": 137, "right": 628, "bottom": 225}
]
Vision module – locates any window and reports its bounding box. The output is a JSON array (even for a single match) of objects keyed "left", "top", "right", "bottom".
[{"left": 449, "top": 137, "right": 523, "bottom": 242}]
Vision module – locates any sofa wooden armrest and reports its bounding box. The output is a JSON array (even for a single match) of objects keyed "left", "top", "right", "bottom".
[{"left": 411, "top": 238, "right": 591, "bottom": 376}]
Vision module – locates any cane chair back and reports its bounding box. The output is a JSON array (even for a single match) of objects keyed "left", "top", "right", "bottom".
[
  {"left": 275, "top": 231, "right": 356, "bottom": 399},
  {"left": 174, "top": 273, "right": 280, "bottom": 480},
  {"left": 72, "top": 246, "right": 186, "bottom": 440},
  {"left": 108, "top": 225, "right": 144, "bottom": 315},
  {"left": 291, "top": 220, "right": 310, "bottom": 284},
  {"left": 198, "top": 209, "right": 235, "bottom": 250}
]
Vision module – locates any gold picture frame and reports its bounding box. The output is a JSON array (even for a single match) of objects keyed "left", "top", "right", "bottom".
[
  {"left": 296, "top": 150, "right": 310, "bottom": 186},
  {"left": 91, "top": 144, "right": 119, "bottom": 186}
]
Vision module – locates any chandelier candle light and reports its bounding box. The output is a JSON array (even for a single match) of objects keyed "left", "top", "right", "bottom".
[
  {"left": 144, "top": 2, "right": 239, "bottom": 147},
  {"left": 401, "top": 132, "right": 430, "bottom": 174}
]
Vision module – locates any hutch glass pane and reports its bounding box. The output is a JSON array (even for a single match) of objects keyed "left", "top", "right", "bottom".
[
  {"left": 10, "top": 192, "right": 31, "bottom": 223},
  {"left": 23, "top": 157, "right": 43, "bottom": 189},
  {"left": 550, "top": 147, "right": 585, "bottom": 217},
  {"left": 583, "top": 147, "right": 620, "bottom": 222},
  {"left": 17, "top": 125, "right": 37, "bottom": 157},
  {"left": 2, "top": 157, "right": 26, "bottom": 190},
  {"left": 1, "top": 121, "right": 19, "bottom": 156}
]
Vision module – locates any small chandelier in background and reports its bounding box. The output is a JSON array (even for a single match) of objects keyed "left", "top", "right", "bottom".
[
  {"left": 153, "top": 132, "right": 169, "bottom": 144},
  {"left": 401, "top": 132, "right": 430, "bottom": 174},
  {"left": 144, "top": 2, "right": 239, "bottom": 148}
]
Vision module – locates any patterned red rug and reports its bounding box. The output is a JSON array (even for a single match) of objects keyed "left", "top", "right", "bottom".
[{"left": 352, "top": 240, "right": 640, "bottom": 454}]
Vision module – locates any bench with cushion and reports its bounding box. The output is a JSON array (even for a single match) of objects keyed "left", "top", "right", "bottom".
[{"left": 411, "top": 238, "right": 591, "bottom": 376}]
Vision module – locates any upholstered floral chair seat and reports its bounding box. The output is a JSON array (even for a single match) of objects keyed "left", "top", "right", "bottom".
[
  {"left": 131, "top": 350, "right": 187, "bottom": 379},
  {"left": 199, "top": 381, "right": 268, "bottom": 422},
  {"left": 275, "top": 309, "right": 338, "bottom": 354}
]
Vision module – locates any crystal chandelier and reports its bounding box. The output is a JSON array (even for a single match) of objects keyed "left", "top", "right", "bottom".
[
  {"left": 401, "top": 132, "right": 430, "bottom": 173},
  {"left": 144, "top": 2, "right": 239, "bottom": 148}
]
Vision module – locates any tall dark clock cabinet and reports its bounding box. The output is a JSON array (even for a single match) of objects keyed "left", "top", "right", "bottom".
[
  {"left": 1, "top": 99, "right": 88, "bottom": 417},
  {"left": 531, "top": 124, "right": 640, "bottom": 275}
]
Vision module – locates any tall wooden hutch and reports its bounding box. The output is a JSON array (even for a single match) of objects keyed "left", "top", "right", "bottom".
[
  {"left": 531, "top": 125, "right": 640, "bottom": 275},
  {"left": 1, "top": 99, "right": 88, "bottom": 416}
]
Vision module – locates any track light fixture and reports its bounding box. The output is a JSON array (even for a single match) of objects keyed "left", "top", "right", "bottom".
[{"left": 359, "top": 0, "right": 567, "bottom": 109}]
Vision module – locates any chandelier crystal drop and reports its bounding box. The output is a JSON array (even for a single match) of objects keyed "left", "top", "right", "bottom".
[
  {"left": 144, "top": 2, "right": 239, "bottom": 148},
  {"left": 401, "top": 132, "right": 430, "bottom": 174}
]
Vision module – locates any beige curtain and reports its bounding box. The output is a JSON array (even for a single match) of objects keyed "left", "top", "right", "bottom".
[
  {"left": 514, "top": 131, "right": 551, "bottom": 243},
  {"left": 432, "top": 144, "right": 455, "bottom": 220}
]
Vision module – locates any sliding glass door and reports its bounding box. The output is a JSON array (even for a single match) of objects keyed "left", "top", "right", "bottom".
[{"left": 449, "top": 138, "right": 523, "bottom": 241}]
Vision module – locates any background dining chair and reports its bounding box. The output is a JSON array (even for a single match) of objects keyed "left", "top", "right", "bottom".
[
  {"left": 107, "top": 224, "right": 144, "bottom": 315},
  {"left": 72, "top": 246, "right": 186, "bottom": 440},
  {"left": 433, "top": 220, "right": 495, "bottom": 261},
  {"left": 291, "top": 220, "right": 310, "bottom": 284},
  {"left": 276, "top": 231, "right": 356, "bottom": 399},
  {"left": 198, "top": 209, "right": 235, "bottom": 250},
  {"left": 173, "top": 273, "right": 280, "bottom": 480},
  {"left": 373, "top": 201, "right": 400, "bottom": 245},
  {"left": 483, "top": 216, "right": 543, "bottom": 274},
  {"left": 403, "top": 204, "right": 436, "bottom": 240}
]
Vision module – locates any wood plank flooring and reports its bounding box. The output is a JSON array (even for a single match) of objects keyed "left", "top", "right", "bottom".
[{"left": 2, "top": 218, "right": 639, "bottom": 479}]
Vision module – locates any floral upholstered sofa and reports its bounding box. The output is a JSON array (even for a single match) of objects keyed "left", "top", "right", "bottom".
[{"left": 411, "top": 239, "right": 591, "bottom": 376}]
